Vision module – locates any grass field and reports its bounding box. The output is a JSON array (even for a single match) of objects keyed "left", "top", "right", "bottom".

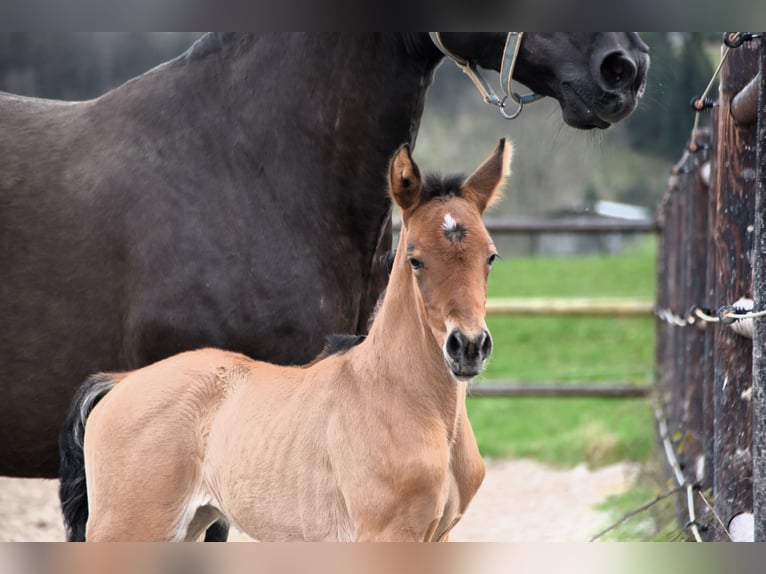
[{"left": 467, "top": 237, "right": 657, "bottom": 468}]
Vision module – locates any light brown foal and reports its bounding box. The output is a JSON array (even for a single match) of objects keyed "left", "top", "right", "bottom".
[{"left": 59, "top": 139, "right": 512, "bottom": 541}]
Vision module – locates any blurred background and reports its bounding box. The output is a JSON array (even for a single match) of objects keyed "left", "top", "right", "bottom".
[{"left": 0, "top": 33, "right": 721, "bottom": 540}]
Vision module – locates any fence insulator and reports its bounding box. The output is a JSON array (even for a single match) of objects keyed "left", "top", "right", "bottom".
[
  {"left": 720, "top": 298, "right": 756, "bottom": 339},
  {"left": 691, "top": 96, "right": 716, "bottom": 112},
  {"left": 723, "top": 32, "right": 762, "bottom": 48}
]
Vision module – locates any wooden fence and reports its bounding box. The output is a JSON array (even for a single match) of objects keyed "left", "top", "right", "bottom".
[{"left": 656, "top": 36, "right": 765, "bottom": 541}]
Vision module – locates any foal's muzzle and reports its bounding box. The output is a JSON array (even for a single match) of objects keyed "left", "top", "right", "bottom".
[{"left": 444, "top": 328, "right": 493, "bottom": 379}]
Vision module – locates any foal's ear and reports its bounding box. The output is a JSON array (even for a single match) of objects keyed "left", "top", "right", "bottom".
[
  {"left": 462, "top": 138, "right": 512, "bottom": 213},
  {"left": 388, "top": 144, "right": 423, "bottom": 214}
]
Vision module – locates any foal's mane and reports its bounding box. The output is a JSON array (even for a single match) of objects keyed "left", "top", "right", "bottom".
[{"left": 422, "top": 174, "right": 467, "bottom": 201}]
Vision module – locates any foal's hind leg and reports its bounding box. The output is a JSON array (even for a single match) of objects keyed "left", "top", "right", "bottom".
[
  {"left": 86, "top": 480, "right": 208, "bottom": 542},
  {"left": 84, "top": 429, "right": 210, "bottom": 540}
]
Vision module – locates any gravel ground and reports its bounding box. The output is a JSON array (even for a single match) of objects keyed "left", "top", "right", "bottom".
[{"left": 0, "top": 459, "right": 637, "bottom": 542}]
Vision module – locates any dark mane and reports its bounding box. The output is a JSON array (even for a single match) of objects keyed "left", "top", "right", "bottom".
[
  {"left": 311, "top": 334, "right": 367, "bottom": 364},
  {"left": 422, "top": 173, "right": 467, "bottom": 201}
]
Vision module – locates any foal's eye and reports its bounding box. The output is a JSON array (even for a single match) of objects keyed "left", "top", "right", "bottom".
[
  {"left": 408, "top": 257, "right": 423, "bottom": 270},
  {"left": 487, "top": 253, "right": 500, "bottom": 266}
]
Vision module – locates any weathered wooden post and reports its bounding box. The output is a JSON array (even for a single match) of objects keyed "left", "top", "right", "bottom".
[
  {"left": 683, "top": 129, "right": 713, "bottom": 532},
  {"left": 704, "top": 117, "right": 720, "bottom": 527},
  {"left": 656, "top": 156, "right": 681, "bottom": 449},
  {"left": 669, "top": 159, "right": 686, "bottom": 442},
  {"left": 752, "top": 38, "right": 766, "bottom": 542},
  {"left": 711, "top": 40, "right": 759, "bottom": 541},
  {"left": 657, "top": 145, "right": 693, "bottom": 527},
  {"left": 655, "top": 172, "right": 670, "bottom": 434}
]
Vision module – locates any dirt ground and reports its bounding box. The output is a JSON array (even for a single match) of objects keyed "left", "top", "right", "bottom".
[{"left": 0, "top": 458, "right": 637, "bottom": 542}]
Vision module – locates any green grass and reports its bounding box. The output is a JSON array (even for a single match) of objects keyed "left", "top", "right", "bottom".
[
  {"left": 467, "top": 237, "right": 657, "bottom": 467},
  {"left": 468, "top": 396, "right": 655, "bottom": 467},
  {"left": 591, "top": 457, "right": 694, "bottom": 541},
  {"left": 593, "top": 481, "right": 686, "bottom": 541},
  {"left": 487, "top": 236, "right": 656, "bottom": 299},
  {"left": 482, "top": 316, "right": 655, "bottom": 384}
]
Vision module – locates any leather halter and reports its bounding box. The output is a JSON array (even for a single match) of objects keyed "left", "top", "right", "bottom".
[{"left": 428, "top": 32, "right": 544, "bottom": 119}]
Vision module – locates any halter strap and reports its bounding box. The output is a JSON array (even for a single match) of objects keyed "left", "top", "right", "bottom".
[{"left": 428, "top": 32, "right": 545, "bottom": 120}]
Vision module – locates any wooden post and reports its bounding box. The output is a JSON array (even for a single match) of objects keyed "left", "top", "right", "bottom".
[
  {"left": 669, "top": 154, "right": 689, "bottom": 462},
  {"left": 704, "top": 110, "right": 720, "bottom": 523},
  {"left": 656, "top": 150, "right": 688, "bottom": 525},
  {"left": 655, "top": 162, "right": 675, "bottom": 439},
  {"left": 682, "top": 129, "right": 713, "bottom": 534},
  {"left": 711, "top": 42, "right": 759, "bottom": 541},
  {"left": 752, "top": 39, "right": 766, "bottom": 542},
  {"left": 655, "top": 169, "right": 671, "bottom": 447}
]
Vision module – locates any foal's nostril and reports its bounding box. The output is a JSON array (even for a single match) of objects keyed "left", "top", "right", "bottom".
[
  {"left": 600, "top": 52, "right": 637, "bottom": 92},
  {"left": 479, "top": 330, "right": 493, "bottom": 359},
  {"left": 447, "top": 329, "right": 492, "bottom": 365},
  {"left": 446, "top": 330, "right": 464, "bottom": 361}
]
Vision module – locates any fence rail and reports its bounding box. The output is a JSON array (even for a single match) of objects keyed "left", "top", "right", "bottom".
[
  {"left": 393, "top": 216, "right": 657, "bottom": 234},
  {"left": 468, "top": 382, "right": 652, "bottom": 398},
  {"left": 486, "top": 297, "right": 653, "bottom": 317}
]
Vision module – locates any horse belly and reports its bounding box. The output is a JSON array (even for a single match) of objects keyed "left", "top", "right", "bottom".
[
  {"left": 216, "top": 460, "right": 354, "bottom": 542},
  {"left": 207, "top": 380, "right": 354, "bottom": 541}
]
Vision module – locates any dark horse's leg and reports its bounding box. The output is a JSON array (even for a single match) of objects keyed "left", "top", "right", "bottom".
[{"left": 203, "top": 520, "right": 229, "bottom": 542}]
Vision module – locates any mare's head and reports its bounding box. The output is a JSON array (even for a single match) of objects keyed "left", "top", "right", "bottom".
[
  {"left": 388, "top": 140, "right": 511, "bottom": 380},
  {"left": 435, "top": 33, "right": 650, "bottom": 129}
]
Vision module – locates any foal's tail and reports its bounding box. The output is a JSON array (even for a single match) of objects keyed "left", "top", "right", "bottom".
[{"left": 58, "top": 372, "right": 118, "bottom": 542}]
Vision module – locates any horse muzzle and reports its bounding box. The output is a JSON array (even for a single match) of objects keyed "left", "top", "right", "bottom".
[
  {"left": 444, "top": 328, "right": 493, "bottom": 380},
  {"left": 560, "top": 48, "right": 648, "bottom": 130}
]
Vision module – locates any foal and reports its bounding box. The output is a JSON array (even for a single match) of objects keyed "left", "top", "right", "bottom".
[{"left": 59, "top": 139, "right": 511, "bottom": 542}]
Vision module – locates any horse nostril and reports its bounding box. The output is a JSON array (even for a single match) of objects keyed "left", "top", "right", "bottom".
[
  {"left": 446, "top": 330, "right": 464, "bottom": 361},
  {"left": 600, "top": 52, "right": 637, "bottom": 92},
  {"left": 479, "top": 330, "right": 492, "bottom": 359}
]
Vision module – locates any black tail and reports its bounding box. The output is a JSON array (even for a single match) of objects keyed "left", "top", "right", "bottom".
[{"left": 58, "top": 373, "right": 117, "bottom": 542}]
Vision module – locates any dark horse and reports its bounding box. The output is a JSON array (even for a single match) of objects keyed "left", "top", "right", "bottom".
[{"left": 0, "top": 33, "right": 649, "bottom": 479}]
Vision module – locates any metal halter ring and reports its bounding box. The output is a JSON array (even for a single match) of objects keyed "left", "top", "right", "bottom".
[{"left": 499, "top": 94, "right": 523, "bottom": 119}]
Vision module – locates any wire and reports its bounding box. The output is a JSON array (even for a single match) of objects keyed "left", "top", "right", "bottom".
[
  {"left": 654, "top": 401, "right": 705, "bottom": 542},
  {"left": 655, "top": 298, "right": 764, "bottom": 339},
  {"left": 671, "top": 35, "right": 735, "bottom": 173}
]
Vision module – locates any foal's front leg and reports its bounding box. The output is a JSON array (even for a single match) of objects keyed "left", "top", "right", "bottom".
[
  {"left": 354, "top": 517, "right": 441, "bottom": 542},
  {"left": 352, "top": 493, "right": 448, "bottom": 542}
]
